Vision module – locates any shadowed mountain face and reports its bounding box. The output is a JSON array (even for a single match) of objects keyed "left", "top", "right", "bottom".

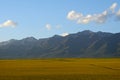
[{"left": 0, "top": 30, "right": 120, "bottom": 59}]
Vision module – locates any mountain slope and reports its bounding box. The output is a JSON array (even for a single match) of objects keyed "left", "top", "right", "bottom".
[{"left": 0, "top": 30, "right": 120, "bottom": 59}]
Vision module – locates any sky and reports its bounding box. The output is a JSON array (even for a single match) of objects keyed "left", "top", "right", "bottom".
[{"left": 0, "top": 0, "right": 120, "bottom": 42}]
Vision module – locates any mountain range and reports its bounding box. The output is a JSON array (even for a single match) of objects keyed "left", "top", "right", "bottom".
[{"left": 0, "top": 30, "right": 120, "bottom": 59}]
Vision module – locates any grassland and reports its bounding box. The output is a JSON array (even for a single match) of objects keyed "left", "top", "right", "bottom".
[{"left": 0, "top": 58, "right": 120, "bottom": 80}]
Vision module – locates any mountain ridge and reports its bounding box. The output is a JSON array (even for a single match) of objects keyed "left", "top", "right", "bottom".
[{"left": 0, "top": 30, "right": 120, "bottom": 59}]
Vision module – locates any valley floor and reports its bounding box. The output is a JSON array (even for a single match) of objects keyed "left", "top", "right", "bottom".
[{"left": 0, "top": 58, "right": 120, "bottom": 80}]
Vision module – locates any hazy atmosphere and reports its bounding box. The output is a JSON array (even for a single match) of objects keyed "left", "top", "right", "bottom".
[{"left": 0, "top": 0, "right": 120, "bottom": 42}]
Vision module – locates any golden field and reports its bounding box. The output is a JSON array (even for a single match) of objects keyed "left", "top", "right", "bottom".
[{"left": 0, "top": 58, "right": 120, "bottom": 80}]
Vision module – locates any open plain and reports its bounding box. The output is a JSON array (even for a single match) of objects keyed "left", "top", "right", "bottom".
[{"left": 0, "top": 58, "right": 120, "bottom": 80}]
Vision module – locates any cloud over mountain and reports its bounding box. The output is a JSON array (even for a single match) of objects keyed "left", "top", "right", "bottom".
[
  {"left": 0, "top": 20, "right": 17, "bottom": 28},
  {"left": 67, "top": 3, "right": 120, "bottom": 24},
  {"left": 116, "top": 9, "right": 120, "bottom": 20},
  {"left": 45, "top": 24, "right": 51, "bottom": 30},
  {"left": 45, "top": 24, "right": 62, "bottom": 30},
  {"left": 61, "top": 32, "right": 69, "bottom": 37}
]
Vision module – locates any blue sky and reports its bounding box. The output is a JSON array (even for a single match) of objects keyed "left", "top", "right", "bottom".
[{"left": 0, "top": 0, "right": 120, "bottom": 42}]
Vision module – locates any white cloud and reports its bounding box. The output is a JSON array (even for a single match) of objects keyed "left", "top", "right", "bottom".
[
  {"left": 77, "top": 14, "right": 92, "bottom": 24},
  {"left": 116, "top": 9, "right": 120, "bottom": 16},
  {"left": 45, "top": 24, "right": 51, "bottom": 30},
  {"left": 45, "top": 24, "right": 62, "bottom": 30},
  {"left": 110, "top": 3, "right": 117, "bottom": 13},
  {"left": 0, "top": 20, "right": 17, "bottom": 28},
  {"left": 94, "top": 10, "right": 108, "bottom": 23},
  {"left": 61, "top": 32, "right": 69, "bottom": 37},
  {"left": 67, "top": 10, "right": 83, "bottom": 20},
  {"left": 116, "top": 9, "right": 120, "bottom": 20},
  {"left": 67, "top": 2, "right": 119, "bottom": 24}
]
